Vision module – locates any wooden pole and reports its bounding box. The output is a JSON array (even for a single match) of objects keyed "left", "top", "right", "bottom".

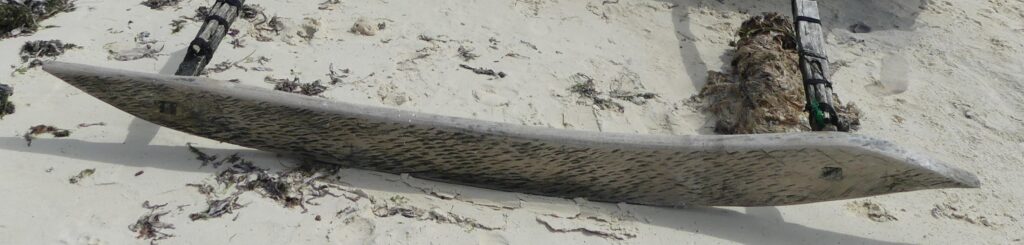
[
  {"left": 793, "top": 0, "right": 849, "bottom": 131},
  {"left": 175, "top": 0, "right": 246, "bottom": 76}
]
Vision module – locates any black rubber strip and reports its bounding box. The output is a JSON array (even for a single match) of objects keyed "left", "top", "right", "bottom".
[
  {"left": 220, "top": 0, "right": 243, "bottom": 9},
  {"left": 189, "top": 38, "right": 213, "bottom": 57},
  {"left": 804, "top": 79, "right": 833, "bottom": 87},
  {"left": 206, "top": 15, "right": 230, "bottom": 27},
  {"left": 796, "top": 16, "right": 821, "bottom": 24}
]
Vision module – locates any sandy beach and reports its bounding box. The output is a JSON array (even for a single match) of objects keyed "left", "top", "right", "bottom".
[{"left": 1, "top": 0, "right": 1022, "bottom": 244}]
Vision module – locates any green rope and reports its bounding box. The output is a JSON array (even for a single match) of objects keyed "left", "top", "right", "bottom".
[{"left": 809, "top": 98, "right": 826, "bottom": 129}]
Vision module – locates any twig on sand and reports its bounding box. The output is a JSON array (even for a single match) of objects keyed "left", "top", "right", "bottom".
[
  {"left": 77, "top": 122, "right": 106, "bottom": 128},
  {"left": 459, "top": 64, "right": 506, "bottom": 78}
]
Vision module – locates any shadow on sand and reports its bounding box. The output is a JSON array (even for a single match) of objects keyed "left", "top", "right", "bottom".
[{"left": 1, "top": 137, "right": 907, "bottom": 244}]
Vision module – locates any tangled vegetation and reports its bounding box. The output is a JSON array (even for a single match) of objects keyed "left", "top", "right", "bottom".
[{"left": 0, "top": 0, "right": 76, "bottom": 38}]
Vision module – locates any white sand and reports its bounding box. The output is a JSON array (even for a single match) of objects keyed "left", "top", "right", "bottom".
[{"left": 1, "top": 0, "right": 1022, "bottom": 244}]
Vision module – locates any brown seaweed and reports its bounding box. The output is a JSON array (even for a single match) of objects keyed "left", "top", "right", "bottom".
[
  {"left": 696, "top": 13, "right": 860, "bottom": 134},
  {"left": 0, "top": 0, "right": 76, "bottom": 38},
  {"left": 24, "top": 124, "right": 70, "bottom": 146},
  {"left": 129, "top": 201, "right": 175, "bottom": 243}
]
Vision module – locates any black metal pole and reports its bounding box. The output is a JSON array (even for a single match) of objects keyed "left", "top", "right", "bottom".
[{"left": 175, "top": 0, "right": 246, "bottom": 76}]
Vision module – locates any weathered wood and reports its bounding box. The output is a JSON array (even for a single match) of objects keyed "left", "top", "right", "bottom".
[
  {"left": 43, "top": 62, "right": 981, "bottom": 207},
  {"left": 175, "top": 0, "right": 245, "bottom": 76},
  {"left": 793, "top": 0, "right": 845, "bottom": 131}
]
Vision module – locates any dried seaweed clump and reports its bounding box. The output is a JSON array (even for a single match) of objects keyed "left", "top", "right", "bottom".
[
  {"left": 569, "top": 73, "right": 624, "bottom": 112},
  {"left": 169, "top": 19, "right": 186, "bottom": 33},
  {"left": 0, "top": 0, "right": 76, "bottom": 38},
  {"left": 0, "top": 100, "right": 11, "bottom": 117},
  {"left": 240, "top": 4, "right": 264, "bottom": 20},
  {"left": 568, "top": 73, "right": 659, "bottom": 112},
  {"left": 183, "top": 145, "right": 345, "bottom": 221},
  {"left": 697, "top": 13, "right": 859, "bottom": 134},
  {"left": 189, "top": 195, "right": 244, "bottom": 221},
  {"left": 23, "top": 124, "right": 70, "bottom": 146},
  {"left": 268, "top": 76, "right": 328, "bottom": 96},
  {"left": 19, "top": 39, "right": 78, "bottom": 62},
  {"left": 140, "top": 0, "right": 181, "bottom": 10},
  {"left": 129, "top": 201, "right": 175, "bottom": 243},
  {"left": 0, "top": 84, "right": 13, "bottom": 118},
  {"left": 610, "top": 90, "right": 658, "bottom": 105}
]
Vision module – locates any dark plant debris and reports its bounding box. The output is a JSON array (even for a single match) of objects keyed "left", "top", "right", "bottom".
[
  {"left": 24, "top": 124, "right": 70, "bottom": 146},
  {"left": 201, "top": 53, "right": 268, "bottom": 74},
  {"left": 459, "top": 64, "right": 506, "bottom": 78},
  {"left": 20, "top": 40, "right": 79, "bottom": 62},
  {"left": 142, "top": 200, "right": 168, "bottom": 210},
  {"left": 130, "top": 201, "right": 175, "bottom": 243},
  {"left": 1, "top": 0, "right": 77, "bottom": 38},
  {"left": 457, "top": 46, "right": 479, "bottom": 61},
  {"left": 68, "top": 168, "right": 95, "bottom": 184},
  {"left": 318, "top": 0, "right": 340, "bottom": 10},
  {"left": 248, "top": 12, "right": 281, "bottom": 42},
  {"left": 186, "top": 143, "right": 243, "bottom": 168},
  {"left": 0, "top": 83, "right": 13, "bottom": 118},
  {"left": 229, "top": 38, "right": 245, "bottom": 48},
  {"left": 240, "top": 4, "right": 264, "bottom": 21},
  {"left": 186, "top": 183, "right": 215, "bottom": 197},
  {"left": 610, "top": 90, "right": 658, "bottom": 105},
  {"left": 204, "top": 61, "right": 237, "bottom": 74},
  {"left": 327, "top": 63, "right": 350, "bottom": 85},
  {"left": 140, "top": 0, "right": 181, "bottom": 10},
  {"left": 169, "top": 19, "right": 186, "bottom": 33},
  {"left": 183, "top": 146, "right": 346, "bottom": 220},
  {"left": 268, "top": 76, "right": 328, "bottom": 96},
  {"left": 190, "top": 195, "right": 244, "bottom": 221},
  {"left": 568, "top": 73, "right": 624, "bottom": 112}
]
